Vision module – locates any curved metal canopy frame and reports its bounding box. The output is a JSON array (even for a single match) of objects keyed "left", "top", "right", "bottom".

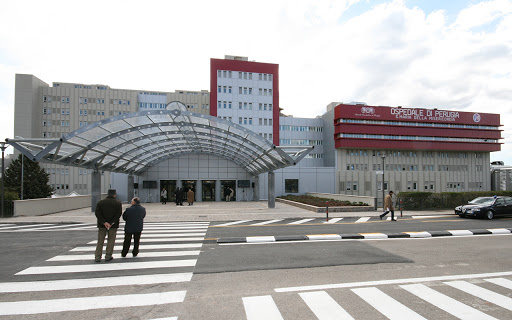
[{"left": 6, "top": 104, "right": 313, "bottom": 175}]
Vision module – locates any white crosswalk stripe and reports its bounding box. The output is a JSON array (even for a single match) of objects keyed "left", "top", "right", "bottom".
[
  {"left": 0, "top": 221, "right": 209, "bottom": 318},
  {"left": 243, "top": 295, "right": 284, "bottom": 320},
  {"left": 352, "top": 287, "right": 426, "bottom": 320},
  {"left": 288, "top": 218, "right": 315, "bottom": 225},
  {"left": 324, "top": 218, "right": 343, "bottom": 223},
  {"left": 243, "top": 275, "right": 512, "bottom": 319},
  {"left": 400, "top": 283, "right": 498, "bottom": 319},
  {"left": 299, "top": 291, "right": 355, "bottom": 320},
  {"left": 87, "top": 237, "right": 205, "bottom": 244},
  {"left": 355, "top": 217, "right": 371, "bottom": 223},
  {"left": 0, "top": 290, "right": 187, "bottom": 316},
  {"left": 215, "top": 220, "right": 253, "bottom": 226},
  {"left": 251, "top": 219, "right": 284, "bottom": 225}
]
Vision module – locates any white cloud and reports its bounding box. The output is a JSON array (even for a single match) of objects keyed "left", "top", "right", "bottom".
[{"left": 0, "top": 0, "right": 511, "bottom": 163}]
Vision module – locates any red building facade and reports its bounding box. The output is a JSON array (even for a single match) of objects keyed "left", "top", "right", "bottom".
[{"left": 334, "top": 104, "right": 502, "bottom": 152}]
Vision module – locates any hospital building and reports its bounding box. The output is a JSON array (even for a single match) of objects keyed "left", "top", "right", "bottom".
[{"left": 12, "top": 55, "right": 502, "bottom": 206}]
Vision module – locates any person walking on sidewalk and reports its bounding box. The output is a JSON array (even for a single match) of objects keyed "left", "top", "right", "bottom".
[
  {"left": 121, "top": 197, "right": 146, "bottom": 257},
  {"left": 380, "top": 191, "right": 396, "bottom": 221},
  {"left": 95, "top": 189, "right": 122, "bottom": 262}
]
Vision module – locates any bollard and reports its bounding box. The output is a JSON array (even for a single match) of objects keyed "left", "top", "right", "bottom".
[
  {"left": 400, "top": 199, "right": 403, "bottom": 217},
  {"left": 326, "top": 201, "right": 329, "bottom": 221}
]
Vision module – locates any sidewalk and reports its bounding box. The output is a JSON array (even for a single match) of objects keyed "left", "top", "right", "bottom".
[{"left": 0, "top": 201, "right": 453, "bottom": 223}]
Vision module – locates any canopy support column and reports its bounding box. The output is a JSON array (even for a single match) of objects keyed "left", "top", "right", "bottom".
[
  {"left": 215, "top": 180, "right": 221, "bottom": 201},
  {"left": 91, "top": 169, "right": 101, "bottom": 212},
  {"left": 127, "top": 175, "right": 134, "bottom": 202},
  {"left": 253, "top": 175, "right": 260, "bottom": 201},
  {"left": 195, "top": 180, "right": 202, "bottom": 203},
  {"left": 268, "top": 171, "right": 275, "bottom": 208}
]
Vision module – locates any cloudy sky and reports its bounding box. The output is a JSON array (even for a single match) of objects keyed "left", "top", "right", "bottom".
[{"left": 0, "top": 0, "right": 511, "bottom": 163}]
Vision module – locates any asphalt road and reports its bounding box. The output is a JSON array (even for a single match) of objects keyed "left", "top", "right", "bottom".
[
  {"left": 206, "top": 215, "right": 512, "bottom": 240},
  {"left": 1, "top": 218, "right": 512, "bottom": 320}
]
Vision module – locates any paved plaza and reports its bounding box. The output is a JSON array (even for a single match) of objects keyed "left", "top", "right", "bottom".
[{"left": 1, "top": 201, "right": 452, "bottom": 224}]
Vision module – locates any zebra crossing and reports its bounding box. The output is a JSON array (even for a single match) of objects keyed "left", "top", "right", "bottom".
[
  {"left": 211, "top": 216, "right": 447, "bottom": 227},
  {"left": 0, "top": 216, "right": 450, "bottom": 233},
  {"left": 0, "top": 222, "right": 97, "bottom": 232},
  {"left": 243, "top": 272, "right": 512, "bottom": 319},
  {"left": 0, "top": 221, "right": 209, "bottom": 318}
]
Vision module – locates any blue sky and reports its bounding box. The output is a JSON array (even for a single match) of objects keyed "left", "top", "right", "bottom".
[{"left": 0, "top": 0, "right": 511, "bottom": 164}]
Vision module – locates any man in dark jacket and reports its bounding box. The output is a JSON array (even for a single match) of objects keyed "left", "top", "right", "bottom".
[
  {"left": 121, "top": 197, "right": 146, "bottom": 257},
  {"left": 95, "top": 189, "right": 122, "bottom": 262}
]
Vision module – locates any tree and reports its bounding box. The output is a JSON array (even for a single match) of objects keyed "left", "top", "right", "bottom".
[{"left": 4, "top": 154, "right": 54, "bottom": 199}]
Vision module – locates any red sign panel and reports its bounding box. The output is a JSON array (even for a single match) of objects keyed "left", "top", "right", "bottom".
[{"left": 335, "top": 104, "right": 500, "bottom": 126}]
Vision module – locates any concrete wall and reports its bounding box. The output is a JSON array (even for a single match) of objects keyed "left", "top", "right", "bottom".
[{"left": 13, "top": 194, "right": 107, "bottom": 216}]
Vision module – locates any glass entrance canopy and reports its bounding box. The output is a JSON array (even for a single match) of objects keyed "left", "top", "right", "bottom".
[{"left": 7, "top": 104, "right": 313, "bottom": 175}]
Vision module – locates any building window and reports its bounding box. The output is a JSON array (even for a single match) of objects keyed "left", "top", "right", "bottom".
[{"left": 285, "top": 179, "right": 299, "bottom": 193}]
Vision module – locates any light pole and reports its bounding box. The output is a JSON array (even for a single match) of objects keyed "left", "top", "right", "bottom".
[
  {"left": 1, "top": 142, "right": 6, "bottom": 218},
  {"left": 381, "top": 154, "right": 386, "bottom": 209}
]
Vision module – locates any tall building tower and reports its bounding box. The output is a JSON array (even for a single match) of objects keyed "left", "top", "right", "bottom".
[{"left": 210, "top": 55, "right": 279, "bottom": 145}]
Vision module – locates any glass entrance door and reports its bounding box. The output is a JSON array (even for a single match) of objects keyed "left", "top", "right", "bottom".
[
  {"left": 160, "top": 180, "right": 176, "bottom": 202},
  {"left": 202, "top": 180, "right": 216, "bottom": 201},
  {"left": 221, "top": 180, "right": 236, "bottom": 201},
  {"left": 182, "top": 180, "right": 196, "bottom": 203}
]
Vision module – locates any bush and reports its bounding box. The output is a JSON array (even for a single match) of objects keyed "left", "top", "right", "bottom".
[
  {"left": 1, "top": 190, "right": 19, "bottom": 217},
  {"left": 397, "top": 191, "right": 512, "bottom": 210},
  {"left": 279, "top": 194, "right": 368, "bottom": 207}
]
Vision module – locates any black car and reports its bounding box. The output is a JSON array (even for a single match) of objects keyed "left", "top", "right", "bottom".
[{"left": 455, "top": 196, "right": 512, "bottom": 220}]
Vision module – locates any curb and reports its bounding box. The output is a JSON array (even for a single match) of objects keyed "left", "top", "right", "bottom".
[{"left": 216, "top": 228, "right": 512, "bottom": 243}]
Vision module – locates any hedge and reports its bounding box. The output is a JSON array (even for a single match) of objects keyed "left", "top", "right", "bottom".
[
  {"left": 279, "top": 195, "right": 368, "bottom": 207},
  {"left": 396, "top": 191, "right": 512, "bottom": 210}
]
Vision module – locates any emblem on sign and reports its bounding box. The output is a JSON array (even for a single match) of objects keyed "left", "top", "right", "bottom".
[
  {"left": 473, "top": 113, "right": 481, "bottom": 123},
  {"left": 361, "top": 107, "right": 375, "bottom": 114}
]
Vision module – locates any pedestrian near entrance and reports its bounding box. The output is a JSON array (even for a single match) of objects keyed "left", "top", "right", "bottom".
[
  {"left": 94, "top": 189, "right": 122, "bottom": 262},
  {"left": 226, "top": 187, "right": 233, "bottom": 202},
  {"left": 187, "top": 188, "right": 195, "bottom": 206},
  {"left": 175, "top": 187, "right": 184, "bottom": 206},
  {"left": 161, "top": 187, "right": 167, "bottom": 204},
  {"left": 121, "top": 197, "right": 146, "bottom": 257},
  {"left": 380, "top": 191, "right": 396, "bottom": 221}
]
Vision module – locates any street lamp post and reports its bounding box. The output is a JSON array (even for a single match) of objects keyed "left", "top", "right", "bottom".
[
  {"left": 1, "top": 142, "right": 6, "bottom": 218},
  {"left": 381, "top": 154, "right": 386, "bottom": 209}
]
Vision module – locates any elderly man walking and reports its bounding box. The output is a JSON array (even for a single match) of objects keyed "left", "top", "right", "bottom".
[
  {"left": 95, "top": 189, "right": 122, "bottom": 262},
  {"left": 121, "top": 197, "right": 146, "bottom": 257}
]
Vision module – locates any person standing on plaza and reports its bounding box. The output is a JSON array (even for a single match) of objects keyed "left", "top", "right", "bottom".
[
  {"left": 161, "top": 187, "right": 167, "bottom": 204},
  {"left": 175, "top": 187, "right": 184, "bottom": 206},
  {"left": 121, "top": 197, "right": 146, "bottom": 257},
  {"left": 95, "top": 189, "right": 122, "bottom": 262},
  {"left": 187, "top": 188, "right": 195, "bottom": 206},
  {"left": 380, "top": 191, "right": 396, "bottom": 221}
]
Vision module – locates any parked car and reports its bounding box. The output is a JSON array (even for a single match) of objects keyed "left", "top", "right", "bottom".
[{"left": 455, "top": 196, "right": 512, "bottom": 220}]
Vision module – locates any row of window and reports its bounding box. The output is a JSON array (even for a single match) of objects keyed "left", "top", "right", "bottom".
[
  {"left": 342, "top": 180, "right": 483, "bottom": 192},
  {"left": 280, "top": 139, "right": 323, "bottom": 146},
  {"left": 338, "top": 119, "right": 499, "bottom": 130},
  {"left": 217, "top": 70, "right": 273, "bottom": 81},
  {"left": 339, "top": 133, "right": 498, "bottom": 143},
  {"left": 43, "top": 96, "right": 130, "bottom": 106},
  {"left": 305, "top": 153, "right": 323, "bottom": 159},
  {"left": 280, "top": 125, "right": 323, "bottom": 132},
  {"left": 217, "top": 101, "right": 273, "bottom": 111},
  {"left": 259, "top": 133, "right": 273, "bottom": 140},
  {"left": 217, "top": 86, "right": 273, "bottom": 96},
  {"left": 345, "top": 163, "right": 483, "bottom": 172},
  {"left": 70, "top": 84, "right": 107, "bottom": 90},
  {"left": 346, "top": 150, "right": 479, "bottom": 159}
]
